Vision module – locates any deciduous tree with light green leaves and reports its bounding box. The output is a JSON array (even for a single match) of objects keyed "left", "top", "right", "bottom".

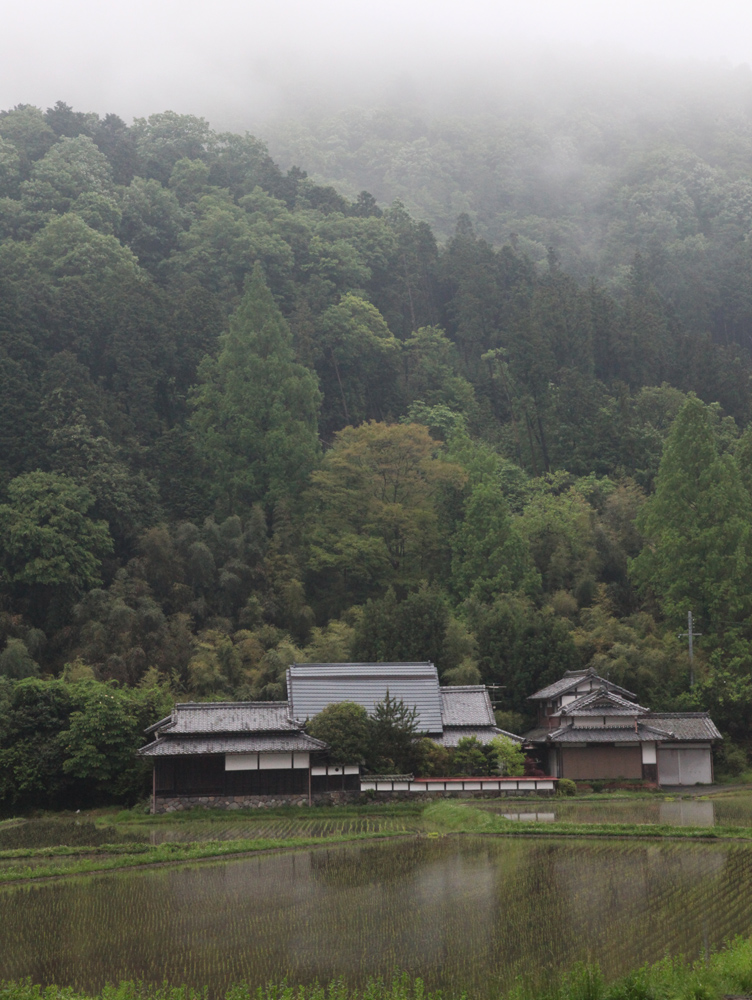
[
  {"left": 489, "top": 734, "right": 525, "bottom": 775},
  {"left": 305, "top": 421, "right": 466, "bottom": 609},
  {"left": 451, "top": 482, "right": 537, "bottom": 602},
  {"left": 190, "top": 264, "right": 322, "bottom": 515}
]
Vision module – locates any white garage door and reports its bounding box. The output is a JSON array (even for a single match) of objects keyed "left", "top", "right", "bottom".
[{"left": 658, "top": 747, "right": 712, "bottom": 785}]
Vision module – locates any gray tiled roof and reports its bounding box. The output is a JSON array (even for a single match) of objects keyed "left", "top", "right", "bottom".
[
  {"left": 527, "top": 713, "right": 720, "bottom": 744},
  {"left": 522, "top": 727, "right": 555, "bottom": 742},
  {"left": 546, "top": 726, "right": 664, "bottom": 743},
  {"left": 439, "top": 726, "right": 523, "bottom": 748},
  {"left": 561, "top": 687, "right": 650, "bottom": 716},
  {"left": 139, "top": 732, "right": 327, "bottom": 756},
  {"left": 156, "top": 702, "right": 299, "bottom": 736},
  {"left": 144, "top": 714, "right": 173, "bottom": 735},
  {"left": 529, "top": 668, "right": 637, "bottom": 702},
  {"left": 287, "top": 662, "right": 443, "bottom": 733},
  {"left": 646, "top": 713, "right": 723, "bottom": 741},
  {"left": 440, "top": 686, "right": 496, "bottom": 726}
]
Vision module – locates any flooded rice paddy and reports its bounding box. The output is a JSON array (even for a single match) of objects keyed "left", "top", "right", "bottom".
[
  {"left": 491, "top": 793, "right": 752, "bottom": 827},
  {"left": 1, "top": 836, "right": 751, "bottom": 999},
  {"left": 144, "top": 814, "right": 415, "bottom": 844}
]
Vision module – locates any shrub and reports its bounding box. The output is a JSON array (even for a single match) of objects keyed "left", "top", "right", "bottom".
[
  {"left": 453, "top": 736, "right": 489, "bottom": 776},
  {"left": 556, "top": 778, "right": 577, "bottom": 796},
  {"left": 414, "top": 738, "right": 452, "bottom": 777},
  {"left": 489, "top": 735, "right": 525, "bottom": 776},
  {"left": 715, "top": 741, "right": 748, "bottom": 777}
]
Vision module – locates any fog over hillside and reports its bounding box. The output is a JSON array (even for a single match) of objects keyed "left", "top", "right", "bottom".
[{"left": 2, "top": 0, "right": 751, "bottom": 127}]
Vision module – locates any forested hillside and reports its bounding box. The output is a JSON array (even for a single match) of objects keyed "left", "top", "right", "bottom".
[
  {"left": 263, "top": 62, "right": 752, "bottom": 348},
  {"left": 1, "top": 98, "right": 751, "bottom": 802}
]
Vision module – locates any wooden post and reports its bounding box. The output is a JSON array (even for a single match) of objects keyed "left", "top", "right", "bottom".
[
  {"left": 152, "top": 765, "right": 156, "bottom": 815},
  {"left": 308, "top": 761, "right": 312, "bottom": 808}
]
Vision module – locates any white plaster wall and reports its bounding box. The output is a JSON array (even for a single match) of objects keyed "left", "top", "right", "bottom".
[{"left": 226, "top": 753, "right": 258, "bottom": 770}]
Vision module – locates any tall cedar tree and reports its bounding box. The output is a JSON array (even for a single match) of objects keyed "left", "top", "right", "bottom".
[
  {"left": 190, "top": 264, "right": 322, "bottom": 515},
  {"left": 630, "top": 396, "right": 752, "bottom": 635}
]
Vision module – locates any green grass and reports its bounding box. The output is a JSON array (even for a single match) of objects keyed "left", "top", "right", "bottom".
[
  {"left": 422, "top": 800, "right": 752, "bottom": 840},
  {"left": 1, "top": 932, "right": 751, "bottom": 1000},
  {"left": 715, "top": 768, "right": 752, "bottom": 785},
  {"left": 0, "top": 830, "right": 412, "bottom": 883}
]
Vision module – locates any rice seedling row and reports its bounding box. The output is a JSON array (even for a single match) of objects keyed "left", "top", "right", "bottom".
[{"left": 1, "top": 836, "right": 751, "bottom": 1000}]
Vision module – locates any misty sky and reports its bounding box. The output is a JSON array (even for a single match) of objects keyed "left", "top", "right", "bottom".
[{"left": 2, "top": 0, "right": 751, "bottom": 125}]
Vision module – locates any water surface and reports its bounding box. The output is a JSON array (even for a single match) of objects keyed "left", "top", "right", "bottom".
[
  {"left": 492, "top": 792, "right": 752, "bottom": 827},
  {"left": 1, "top": 836, "right": 751, "bottom": 998}
]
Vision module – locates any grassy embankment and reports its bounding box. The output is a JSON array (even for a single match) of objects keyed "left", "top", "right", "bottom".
[
  {"left": 0, "top": 829, "right": 413, "bottom": 883},
  {"left": 2, "top": 934, "right": 752, "bottom": 1000},
  {"left": 420, "top": 800, "right": 752, "bottom": 839}
]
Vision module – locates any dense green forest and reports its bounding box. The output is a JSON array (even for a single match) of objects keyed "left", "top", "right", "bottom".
[{"left": 1, "top": 96, "right": 751, "bottom": 805}]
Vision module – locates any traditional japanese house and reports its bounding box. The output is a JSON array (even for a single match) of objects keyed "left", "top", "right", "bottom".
[
  {"left": 524, "top": 667, "right": 721, "bottom": 785},
  {"left": 139, "top": 701, "right": 351, "bottom": 812},
  {"left": 286, "top": 661, "right": 519, "bottom": 748},
  {"left": 140, "top": 662, "right": 520, "bottom": 811}
]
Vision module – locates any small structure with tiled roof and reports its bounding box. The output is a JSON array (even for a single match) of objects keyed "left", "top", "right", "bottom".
[
  {"left": 525, "top": 670, "right": 721, "bottom": 785},
  {"left": 438, "top": 685, "right": 521, "bottom": 747}
]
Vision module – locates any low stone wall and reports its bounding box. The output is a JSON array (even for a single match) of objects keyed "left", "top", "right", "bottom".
[
  {"left": 154, "top": 787, "right": 555, "bottom": 812},
  {"left": 153, "top": 791, "right": 360, "bottom": 813}
]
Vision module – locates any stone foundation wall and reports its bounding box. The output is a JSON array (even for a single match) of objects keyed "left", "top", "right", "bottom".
[
  {"left": 154, "top": 787, "right": 553, "bottom": 812},
  {"left": 153, "top": 791, "right": 360, "bottom": 813}
]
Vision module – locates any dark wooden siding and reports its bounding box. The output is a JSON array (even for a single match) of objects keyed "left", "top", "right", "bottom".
[
  {"left": 311, "top": 772, "right": 360, "bottom": 793},
  {"left": 561, "top": 746, "right": 642, "bottom": 780},
  {"left": 154, "top": 756, "right": 309, "bottom": 796},
  {"left": 225, "top": 768, "right": 309, "bottom": 796}
]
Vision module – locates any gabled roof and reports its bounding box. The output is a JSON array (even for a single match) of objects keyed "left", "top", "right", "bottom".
[
  {"left": 440, "top": 686, "right": 495, "bottom": 727},
  {"left": 528, "top": 667, "right": 637, "bottom": 702},
  {"left": 560, "top": 686, "right": 650, "bottom": 717},
  {"left": 150, "top": 702, "right": 300, "bottom": 737},
  {"left": 287, "top": 662, "right": 443, "bottom": 733}
]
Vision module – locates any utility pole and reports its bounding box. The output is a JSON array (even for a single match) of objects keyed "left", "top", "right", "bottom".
[
  {"left": 486, "top": 684, "right": 506, "bottom": 709},
  {"left": 678, "top": 611, "right": 702, "bottom": 687}
]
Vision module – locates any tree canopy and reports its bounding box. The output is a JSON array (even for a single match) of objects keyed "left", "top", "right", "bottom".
[{"left": 0, "top": 95, "right": 751, "bottom": 795}]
